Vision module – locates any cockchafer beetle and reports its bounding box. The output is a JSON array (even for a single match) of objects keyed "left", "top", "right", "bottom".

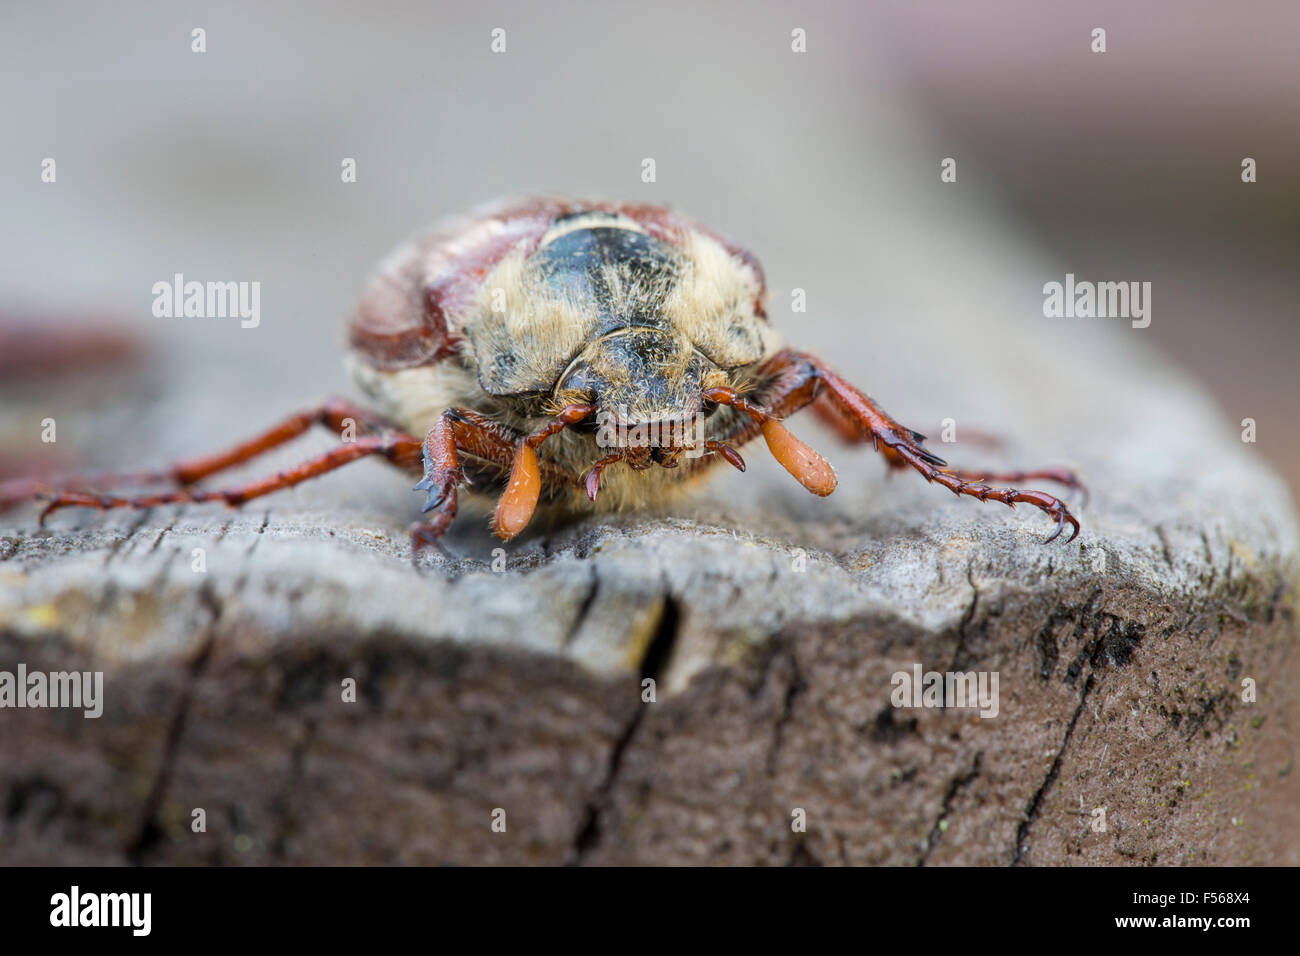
[{"left": 4, "top": 197, "right": 1082, "bottom": 549}]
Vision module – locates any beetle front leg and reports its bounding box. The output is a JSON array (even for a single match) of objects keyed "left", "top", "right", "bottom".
[
  {"left": 412, "top": 407, "right": 588, "bottom": 550},
  {"left": 410, "top": 410, "right": 476, "bottom": 550}
]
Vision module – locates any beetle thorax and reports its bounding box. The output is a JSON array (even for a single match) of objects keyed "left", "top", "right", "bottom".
[{"left": 466, "top": 211, "right": 774, "bottom": 410}]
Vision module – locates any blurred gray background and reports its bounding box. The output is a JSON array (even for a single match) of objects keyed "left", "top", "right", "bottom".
[{"left": 2, "top": 0, "right": 1296, "bottom": 500}]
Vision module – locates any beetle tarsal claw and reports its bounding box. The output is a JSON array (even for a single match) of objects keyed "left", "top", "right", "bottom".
[
  {"left": 493, "top": 444, "right": 542, "bottom": 539},
  {"left": 761, "top": 419, "right": 837, "bottom": 496}
]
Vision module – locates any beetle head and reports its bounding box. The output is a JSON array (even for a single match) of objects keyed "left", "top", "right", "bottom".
[
  {"left": 554, "top": 327, "right": 728, "bottom": 460},
  {"left": 494, "top": 326, "right": 835, "bottom": 533}
]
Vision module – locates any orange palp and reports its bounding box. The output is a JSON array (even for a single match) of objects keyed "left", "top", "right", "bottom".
[
  {"left": 493, "top": 443, "right": 542, "bottom": 539},
  {"left": 761, "top": 419, "right": 837, "bottom": 497}
]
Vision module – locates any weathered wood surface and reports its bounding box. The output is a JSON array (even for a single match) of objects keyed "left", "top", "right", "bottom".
[{"left": 1, "top": 304, "right": 1296, "bottom": 866}]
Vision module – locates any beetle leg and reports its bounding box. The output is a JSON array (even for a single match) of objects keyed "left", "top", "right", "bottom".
[
  {"left": 772, "top": 350, "right": 1080, "bottom": 543},
  {"left": 38, "top": 433, "right": 423, "bottom": 524},
  {"left": 0, "top": 397, "right": 398, "bottom": 511},
  {"left": 703, "top": 350, "right": 1081, "bottom": 543},
  {"left": 926, "top": 465, "right": 1087, "bottom": 506},
  {"left": 810, "top": 397, "right": 1007, "bottom": 454},
  {"left": 413, "top": 407, "right": 590, "bottom": 549},
  {"left": 808, "top": 388, "right": 869, "bottom": 444},
  {"left": 414, "top": 407, "right": 521, "bottom": 550},
  {"left": 411, "top": 411, "right": 469, "bottom": 550},
  {"left": 168, "top": 398, "right": 398, "bottom": 485},
  {"left": 810, "top": 391, "right": 1084, "bottom": 501},
  {"left": 819, "top": 394, "right": 1087, "bottom": 503},
  {"left": 2, "top": 470, "right": 169, "bottom": 513}
]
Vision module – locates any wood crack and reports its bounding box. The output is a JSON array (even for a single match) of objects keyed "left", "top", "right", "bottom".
[
  {"left": 917, "top": 750, "right": 983, "bottom": 866},
  {"left": 568, "top": 590, "right": 680, "bottom": 864},
  {"left": 125, "top": 583, "right": 220, "bottom": 864}
]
